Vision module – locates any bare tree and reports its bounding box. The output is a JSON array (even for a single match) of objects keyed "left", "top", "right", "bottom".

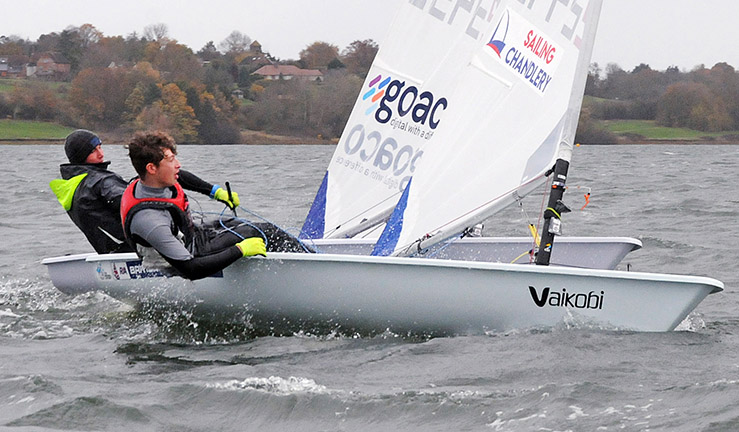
[
  {"left": 143, "top": 23, "right": 169, "bottom": 42},
  {"left": 77, "top": 24, "right": 103, "bottom": 48},
  {"left": 219, "top": 31, "right": 252, "bottom": 54}
]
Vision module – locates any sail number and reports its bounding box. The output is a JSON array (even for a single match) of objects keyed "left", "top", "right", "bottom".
[
  {"left": 409, "top": 0, "right": 589, "bottom": 46},
  {"left": 343, "top": 124, "right": 423, "bottom": 182}
]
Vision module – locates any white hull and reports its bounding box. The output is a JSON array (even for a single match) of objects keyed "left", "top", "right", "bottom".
[
  {"left": 310, "top": 236, "right": 642, "bottom": 270},
  {"left": 43, "top": 250, "right": 721, "bottom": 335}
]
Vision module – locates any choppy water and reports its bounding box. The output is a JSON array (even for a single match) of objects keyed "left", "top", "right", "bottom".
[{"left": 1, "top": 143, "right": 738, "bottom": 431}]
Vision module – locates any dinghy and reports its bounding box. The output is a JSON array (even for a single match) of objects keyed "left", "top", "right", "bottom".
[
  {"left": 43, "top": 0, "right": 722, "bottom": 334},
  {"left": 44, "top": 252, "right": 720, "bottom": 335}
]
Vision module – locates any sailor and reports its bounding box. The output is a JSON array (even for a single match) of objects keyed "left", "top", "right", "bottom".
[
  {"left": 50, "top": 129, "right": 242, "bottom": 254},
  {"left": 120, "top": 131, "right": 309, "bottom": 280}
]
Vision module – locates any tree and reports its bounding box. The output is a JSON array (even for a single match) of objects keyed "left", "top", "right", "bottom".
[
  {"left": 144, "top": 41, "right": 203, "bottom": 82},
  {"left": 9, "top": 81, "right": 61, "bottom": 120},
  {"left": 197, "top": 41, "right": 221, "bottom": 61},
  {"left": 80, "top": 35, "right": 127, "bottom": 69},
  {"left": 58, "top": 29, "right": 84, "bottom": 73},
  {"left": 36, "top": 32, "right": 61, "bottom": 53},
  {"left": 0, "top": 35, "right": 26, "bottom": 55},
  {"left": 631, "top": 63, "right": 652, "bottom": 74},
  {"left": 219, "top": 31, "right": 251, "bottom": 54},
  {"left": 152, "top": 83, "right": 200, "bottom": 142},
  {"left": 656, "top": 82, "right": 731, "bottom": 132},
  {"left": 299, "top": 42, "right": 339, "bottom": 70},
  {"left": 69, "top": 67, "right": 138, "bottom": 128},
  {"left": 584, "top": 62, "right": 602, "bottom": 97},
  {"left": 575, "top": 105, "right": 617, "bottom": 144},
  {"left": 341, "top": 39, "right": 378, "bottom": 77},
  {"left": 327, "top": 57, "right": 345, "bottom": 70},
  {"left": 124, "top": 32, "right": 148, "bottom": 62},
  {"left": 77, "top": 24, "right": 102, "bottom": 48},
  {"left": 203, "top": 60, "right": 235, "bottom": 93},
  {"left": 243, "top": 70, "right": 361, "bottom": 139},
  {"left": 143, "top": 23, "right": 169, "bottom": 42},
  {"left": 185, "top": 85, "right": 241, "bottom": 144}
]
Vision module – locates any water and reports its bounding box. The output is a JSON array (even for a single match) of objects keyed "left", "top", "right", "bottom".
[{"left": 1, "top": 143, "right": 738, "bottom": 431}]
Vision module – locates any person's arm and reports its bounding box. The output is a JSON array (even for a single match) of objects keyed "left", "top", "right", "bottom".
[
  {"left": 179, "top": 169, "right": 240, "bottom": 209},
  {"left": 164, "top": 247, "right": 243, "bottom": 281},
  {"left": 178, "top": 169, "right": 214, "bottom": 196},
  {"left": 97, "top": 174, "right": 129, "bottom": 209},
  {"left": 131, "top": 210, "right": 243, "bottom": 280}
]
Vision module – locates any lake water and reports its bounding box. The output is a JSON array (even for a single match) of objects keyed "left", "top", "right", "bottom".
[{"left": 1, "top": 143, "right": 738, "bottom": 431}]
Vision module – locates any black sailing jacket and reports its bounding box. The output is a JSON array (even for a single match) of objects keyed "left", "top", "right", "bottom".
[{"left": 56, "top": 162, "right": 135, "bottom": 254}]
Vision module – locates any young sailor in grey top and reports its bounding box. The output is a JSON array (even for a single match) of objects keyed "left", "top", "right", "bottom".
[{"left": 121, "top": 131, "right": 309, "bottom": 280}]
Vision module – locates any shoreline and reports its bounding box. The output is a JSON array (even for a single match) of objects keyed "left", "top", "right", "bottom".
[
  {"left": 1, "top": 132, "right": 738, "bottom": 146},
  {"left": 0, "top": 130, "right": 339, "bottom": 146}
]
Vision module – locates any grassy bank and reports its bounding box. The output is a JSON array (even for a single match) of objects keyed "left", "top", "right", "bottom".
[
  {"left": 603, "top": 120, "right": 739, "bottom": 141},
  {"left": 0, "top": 119, "right": 75, "bottom": 141},
  {"left": 1, "top": 118, "right": 737, "bottom": 144}
]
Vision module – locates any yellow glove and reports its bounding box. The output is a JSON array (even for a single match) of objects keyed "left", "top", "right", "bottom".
[
  {"left": 236, "top": 237, "right": 266, "bottom": 257},
  {"left": 213, "top": 186, "right": 240, "bottom": 209}
]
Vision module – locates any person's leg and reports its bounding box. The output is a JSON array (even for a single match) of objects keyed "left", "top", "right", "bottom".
[
  {"left": 251, "top": 222, "right": 311, "bottom": 253},
  {"left": 196, "top": 218, "right": 311, "bottom": 254}
]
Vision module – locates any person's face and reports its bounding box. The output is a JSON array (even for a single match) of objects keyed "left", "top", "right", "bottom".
[
  {"left": 85, "top": 145, "right": 104, "bottom": 164},
  {"left": 145, "top": 149, "right": 180, "bottom": 188}
]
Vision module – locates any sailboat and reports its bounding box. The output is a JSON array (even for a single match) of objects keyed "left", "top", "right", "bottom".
[{"left": 43, "top": 0, "right": 722, "bottom": 334}]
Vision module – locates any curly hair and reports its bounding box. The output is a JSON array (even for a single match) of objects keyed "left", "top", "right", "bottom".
[{"left": 126, "top": 131, "right": 178, "bottom": 178}]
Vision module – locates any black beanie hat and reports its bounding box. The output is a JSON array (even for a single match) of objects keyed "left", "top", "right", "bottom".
[{"left": 64, "top": 129, "right": 102, "bottom": 164}]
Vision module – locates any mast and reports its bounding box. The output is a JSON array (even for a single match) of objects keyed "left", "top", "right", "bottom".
[
  {"left": 535, "top": 158, "right": 571, "bottom": 266},
  {"left": 535, "top": 0, "right": 603, "bottom": 266}
]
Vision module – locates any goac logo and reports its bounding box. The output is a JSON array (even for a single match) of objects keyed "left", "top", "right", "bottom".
[{"left": 363, "top": 74, "right": 448, "bottom": 130}]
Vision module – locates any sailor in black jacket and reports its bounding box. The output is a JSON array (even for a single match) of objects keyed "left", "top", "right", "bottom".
[{"left": 50, "top": 130, "right": 134, "bottom": 254}]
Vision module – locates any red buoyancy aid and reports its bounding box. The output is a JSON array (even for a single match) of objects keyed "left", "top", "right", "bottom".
[{"left": 120, "top": 179, "right": 193, "bottom": 245}]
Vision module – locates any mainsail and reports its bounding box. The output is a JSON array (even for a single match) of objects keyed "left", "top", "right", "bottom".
[
  {"left": 302, "top": 0, "right": 486, "bottom": 239},
  {"left": 369, "top": 0, "right": 603, "bottom": 256}
]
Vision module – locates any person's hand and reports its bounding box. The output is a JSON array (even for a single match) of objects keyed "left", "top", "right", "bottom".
[
  {"left": 213, "top": 187, "right": 240, "bottom": 209},
  {"left": 236, "top": 237, "right": 266, "bottom": 257}
]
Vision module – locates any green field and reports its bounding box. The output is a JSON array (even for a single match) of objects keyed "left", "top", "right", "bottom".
[
  {"left": 602, "top": 120, "right": 739, "bottom": 140},
  {"left": 0, "top": 80, "right": 17, "bottom": 93},
  {"left": 0, "top": 119, "right": 75, "bottom": 140}
]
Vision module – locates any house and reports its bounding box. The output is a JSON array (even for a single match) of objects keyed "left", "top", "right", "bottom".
[
  {"left": 29, "top": 52, "right": 71, "bottom": 80},
  {"left": 251, "top": 65, "right": 323, "bottom": 82},
  {"left": 238, "top": 40, "right": 274, "bottom": 71},
  {"left": 0, "top": 55, "right": 27, "bottom": 78}
]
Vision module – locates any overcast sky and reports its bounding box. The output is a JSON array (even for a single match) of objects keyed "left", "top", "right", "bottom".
[{"left": 3, "top": 0, "right": 738, "bottom": 72}]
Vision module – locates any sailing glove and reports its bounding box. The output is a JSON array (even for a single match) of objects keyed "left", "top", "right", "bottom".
[
  {"left": 236, "top": 237, "right": 267, "bottom": 257},
  {"left": 212, "top": 186, "right": 240, "bottom": 209}
]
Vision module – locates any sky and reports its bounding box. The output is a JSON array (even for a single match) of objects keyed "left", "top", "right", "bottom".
[{"left": 3, "top": 0, "right": 738, "bottom": 72}]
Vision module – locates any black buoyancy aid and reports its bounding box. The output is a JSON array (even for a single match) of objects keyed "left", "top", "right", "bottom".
[{"left": 120, "top": 179, "right": 194, "bottom": 247}]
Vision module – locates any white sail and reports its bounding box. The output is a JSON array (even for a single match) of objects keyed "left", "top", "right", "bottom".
[
  {"left": 371, "top": 0, "right": 603, "bottom": 256},
  {"left": 302, "top": 0, "right": 493, "bottom": 239}
]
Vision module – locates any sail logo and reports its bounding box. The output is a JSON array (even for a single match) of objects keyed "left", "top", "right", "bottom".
[
  {"left": 363, "top": 74, "right": 393, "bottom": 116},
  {"left": 486, "top": 8, "right": 563, "bottom": 95},
  {"left": 528, "top": 286, "right": 604, "bottom": 310},
  {"left": 487, "top": 9, "right": 510, "bottom": 57},
  {"left": 362, "top": 74, "right": 448, "bottom": 130}
]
